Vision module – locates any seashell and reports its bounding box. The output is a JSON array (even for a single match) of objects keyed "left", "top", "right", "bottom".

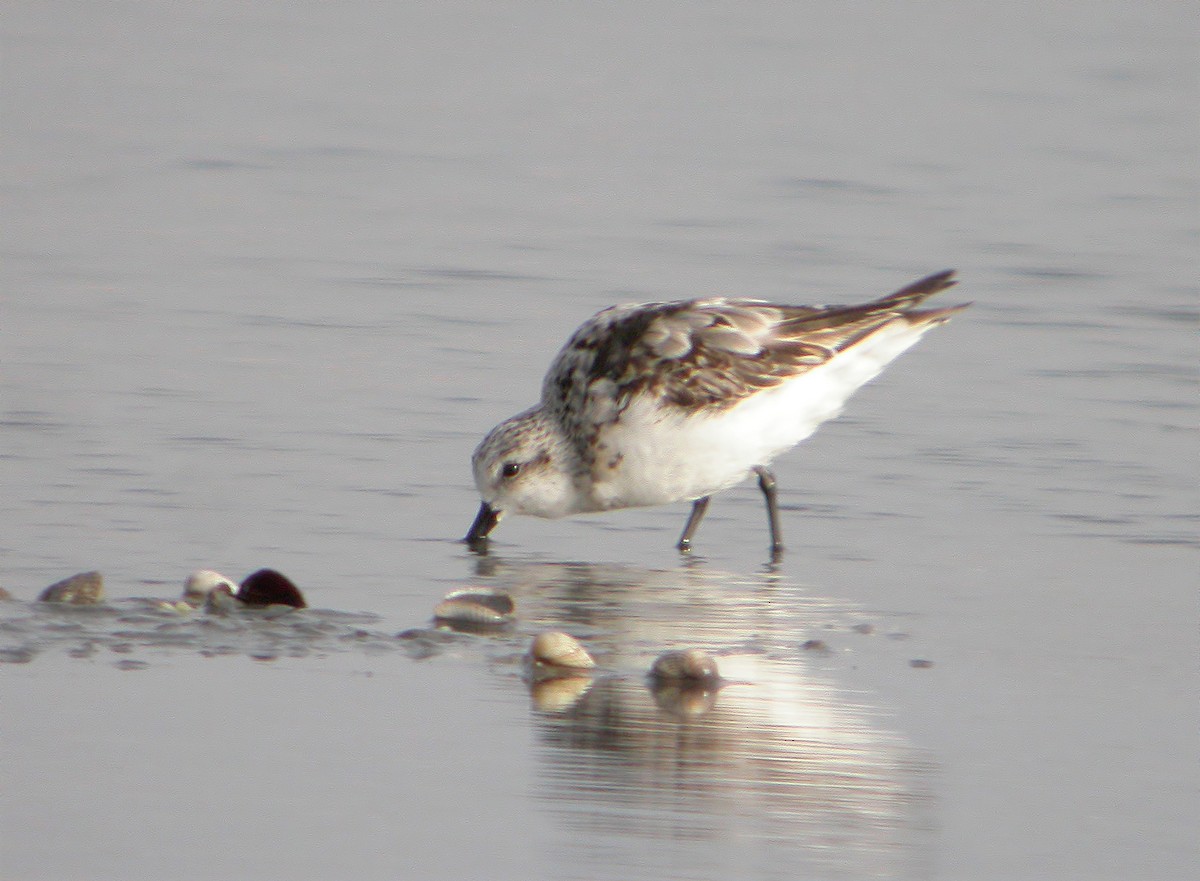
[
  {"left": 648, "top": 649, "right": 721, "bottom": 686},
  {"left": 181, "top": 570, "right": 238, "bottom": 606},
  {"left": 37, "top": 571, "right": 105, "bottom": 605},
  {"left": 433, "top": 588, "right": 515, "bottom": 628},
  {"left": 528, "top": 631, "right": 595, "bottom": 670},
  {"left": 647, "top": 649, "right": 723, "bottom": 718},
  {"left": 0, "top": 586, "right": 13, "bottom": 601},
  {"left": 236, "top": 569, "right": 307, "bottom": 609}
]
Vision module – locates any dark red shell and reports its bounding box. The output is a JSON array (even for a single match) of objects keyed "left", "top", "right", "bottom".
[{"left": 237, "top": 569, "right": 307, "bottom": 609}]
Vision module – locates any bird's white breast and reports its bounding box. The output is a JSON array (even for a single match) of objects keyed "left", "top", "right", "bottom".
[{"left": 587, "top": 318, "right": 935, "bottom": 509}]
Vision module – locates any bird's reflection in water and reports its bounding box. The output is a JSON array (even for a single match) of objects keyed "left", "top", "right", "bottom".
[{"left": 471, "top": 556, "right": 934, "bottom": 881}]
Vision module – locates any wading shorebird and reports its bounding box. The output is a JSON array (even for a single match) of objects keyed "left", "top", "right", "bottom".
[{"left": 466, "top": 270, "right": 967, "bottom": 558}]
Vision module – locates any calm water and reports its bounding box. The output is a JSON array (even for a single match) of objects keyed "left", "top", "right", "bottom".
[{"left": 2, "top": 3, "right": 1196, "bottom": 880}]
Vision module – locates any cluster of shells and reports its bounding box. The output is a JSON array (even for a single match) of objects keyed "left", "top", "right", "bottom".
[
  {"left": 429, "top": 585, "right": 724, "bottom": 715},
  {"left": 15, "top": 568, "right": 308, "bottom": 612},
  {"left": 7, "top": 571, "right": 728, "bottom": 716}
]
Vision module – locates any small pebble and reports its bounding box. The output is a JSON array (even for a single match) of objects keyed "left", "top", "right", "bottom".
[
  {"left": 800, "top": 639, "right": 829, "bottom": 652},
  {"left": 433, "top": 587, "right": 515, "bottom": 627},
  {"left": 647, "top": 654, "right": 722, "bottom": 718},
  {"left": 649, "top": 649, "right": 721, "bottom": 686},
  {"left": 37, "top": 571, "right": 105, "bottom": 605},
  {"left": 909, "top": 658, "right": 934, "bottom": 669}
]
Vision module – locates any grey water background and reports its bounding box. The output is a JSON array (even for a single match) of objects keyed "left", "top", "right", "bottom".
[{"left": 2, "top": 2, "right": 1196, "bottom": 880}]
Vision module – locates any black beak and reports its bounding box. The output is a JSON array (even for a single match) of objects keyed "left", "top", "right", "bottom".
[{"left": 464, "top": 501, "right": 501, "bottom": 551}]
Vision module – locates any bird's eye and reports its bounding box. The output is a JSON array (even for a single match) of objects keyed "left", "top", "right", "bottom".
[{"left": 501, "top": 462, "right": 521, "bottom": 478}]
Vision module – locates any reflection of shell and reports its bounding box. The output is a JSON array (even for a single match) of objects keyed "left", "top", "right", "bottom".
[
  {"left": 37, "top": 571, "right": 105, "bottom": 605},
  {"left": 530, "top": 675, "right": 593, "bottom": 712},
  {"left": 649, "top": 649, "right": 721, "bottom": 686},
  {"left": 433, "top": 588, "right": 515, "bottom": 627},
  {"left": 649, "top": 681, "right": 720, "bottom": 718},
  {"left": 529, "top": 632, "right": 595, "bottom": 670}
]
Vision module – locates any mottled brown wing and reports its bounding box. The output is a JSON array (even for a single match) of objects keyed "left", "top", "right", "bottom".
[
  {"left": 774, "top": 268, "right": 961, "bottom": 350},
  {"left": 543, "top": 270, "right": 960, "bottom": 433}
]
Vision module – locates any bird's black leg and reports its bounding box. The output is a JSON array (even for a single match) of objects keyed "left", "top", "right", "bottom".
[
  {"left": 753, "top": 466, "right": 784, "bottom": 558},
  {"left": 676, "top": 496, "right": 711, "bottom": 553}
]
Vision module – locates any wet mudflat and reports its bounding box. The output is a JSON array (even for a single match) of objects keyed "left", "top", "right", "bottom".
[{"left": 2, "top": 3, "right": 1195, "bottom": 880}]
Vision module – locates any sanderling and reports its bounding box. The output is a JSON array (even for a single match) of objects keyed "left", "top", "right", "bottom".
[{"left": 466, "top": 270, "right": 967, "bottom": 557}]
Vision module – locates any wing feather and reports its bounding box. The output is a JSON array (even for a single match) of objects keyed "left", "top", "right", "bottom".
[{"left": 542, "top": 271, "right": 962, "bottom": 447}]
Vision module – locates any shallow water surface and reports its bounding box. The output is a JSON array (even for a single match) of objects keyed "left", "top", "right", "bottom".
[
  {"left": 4, "top": 561, "right": 935, "bottom": 880},
  {"left": 3, "top": 3, "right": 1196, "bottom": 880}
]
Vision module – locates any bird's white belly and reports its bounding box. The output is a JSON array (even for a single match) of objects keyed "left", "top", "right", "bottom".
[{"left": 588, "top": 319, "right": 933, "bottom": 509}]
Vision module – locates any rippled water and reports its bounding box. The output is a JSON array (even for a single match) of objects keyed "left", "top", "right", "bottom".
[{"left": 2, "top": 3, "right": 1196, "bottom": 880}]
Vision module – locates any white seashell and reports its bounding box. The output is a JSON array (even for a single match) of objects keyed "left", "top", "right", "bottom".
[
  {"left": 529, "top": 632, "right": 595, "bottom": 670},
  {"left": 182, "top": 570, "right": 238, "bottom": 606},
  {"left": 433, "top": 587, "right": 515, "bottom": 626}
]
